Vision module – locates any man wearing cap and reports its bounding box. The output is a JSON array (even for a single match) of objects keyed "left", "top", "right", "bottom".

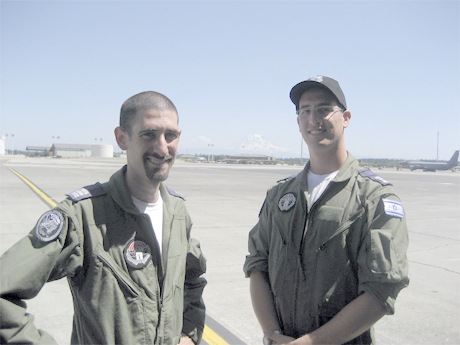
[{"left": 243, "top": 76, "right": 409, "bottom": 344}]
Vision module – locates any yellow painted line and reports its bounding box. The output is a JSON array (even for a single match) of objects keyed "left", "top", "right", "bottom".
[
  {"left": 202, "top": 325, "right": 230, "bottom": 345},
  {"left": 8, "top": 168, "right": 57, "bottom": 208},
  {"left": 8, "top": 167, "right": 230, "bottom": 345}
]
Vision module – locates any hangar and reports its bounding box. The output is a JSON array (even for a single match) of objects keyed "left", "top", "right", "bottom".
[{"left": 49, "top": 143, "right": 114, "bottom": 158}]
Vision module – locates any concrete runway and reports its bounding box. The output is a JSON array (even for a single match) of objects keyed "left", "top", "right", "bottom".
[{"left": 1, "top": 156, "right": 459, "bottom": 345}]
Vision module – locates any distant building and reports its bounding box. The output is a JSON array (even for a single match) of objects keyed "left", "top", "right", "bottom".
[
  {"left": 91, "top": 144, "right": 114, "bottom": 158},
  {"left": 26, "top": 146, "right": 49, "bottom": 157},
  {"left": 178, "top": 154, "right": 208, "bottom": 163},
  {"left": 49, "top": 143, "right": 114, "bottom": 158},
  {"left": 0, "top": 137, "right": 5, "bottom": 155},
  {"left": 220, "top": 154, "right": 276, "bottom": 165},
  {"left": 50, "top": 144, "right": 91, "bottom": 158}
]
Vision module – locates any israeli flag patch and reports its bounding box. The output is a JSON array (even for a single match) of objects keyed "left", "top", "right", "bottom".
[{"left": 383, "top": 198, "right": 405, "bottom": 218}]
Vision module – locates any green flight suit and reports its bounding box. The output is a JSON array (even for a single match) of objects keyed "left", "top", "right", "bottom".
[
  {"left": 244, "top": 153, "right": 409, "bottom": 344},
  {"left": 0, "top": 166, "right": 207, "bottom": 345}
]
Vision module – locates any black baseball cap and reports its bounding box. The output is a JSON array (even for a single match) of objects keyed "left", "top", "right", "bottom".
[{"left": 289, "top": 75, "right": 347, "bottom": 111}]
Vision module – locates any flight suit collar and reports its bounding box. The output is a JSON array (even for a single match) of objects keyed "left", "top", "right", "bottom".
[
  {"left": 109, "top": 165, "right": 179, "bottom": 216},
  {"left": 301, "top": 151, "right": 358, "bottom": 186}
]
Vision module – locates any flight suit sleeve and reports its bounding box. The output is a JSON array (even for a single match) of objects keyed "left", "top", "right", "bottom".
[
  {"left": 243, "top": 197, "right": 270, "bottom": 278},
  {"left": 182, "top": 237, "right": 207, "bottom": 344},
  {"left": 357, "top": 193, "right": 410, "bottom": 314},
  {"left": 0, "top": 207, "right": 83, "bottom": 344}
]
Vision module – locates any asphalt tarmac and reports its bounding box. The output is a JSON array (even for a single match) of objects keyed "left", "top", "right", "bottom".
[{"left": 1, "top": 156, "right": 459, "bottom": 345}]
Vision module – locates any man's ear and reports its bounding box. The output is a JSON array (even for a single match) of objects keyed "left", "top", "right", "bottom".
[
  {"left": 114, "top": 127, "right": 128, "bottom": 150},
  {"left": 343, "top": 110, "right": 351, "bottom": 128}
]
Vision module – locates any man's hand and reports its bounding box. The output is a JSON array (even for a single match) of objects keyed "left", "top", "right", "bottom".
[
  {"left": 273, "top": 334, "right": 296, "bottom": 344},
  {"left": 281, "top": 335, "right": 312, "bottom": 345},
  {"left": 265, "top": 331, "right": 295, "bottom": 345},
  {"left": 282, "top": 292, "right": 386, "bottom": 345},
  {"left": 178, "top": 335, "right": 195, "bottom": 345}
]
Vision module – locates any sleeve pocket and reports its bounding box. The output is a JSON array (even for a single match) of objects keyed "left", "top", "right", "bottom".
[{"left": 369, "top": 229, "right": 395, "bottom": 274}]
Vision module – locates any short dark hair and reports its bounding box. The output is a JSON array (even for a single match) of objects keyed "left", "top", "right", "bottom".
[{"left": 119, "top": 91, "right": 178, "bottom": 134}]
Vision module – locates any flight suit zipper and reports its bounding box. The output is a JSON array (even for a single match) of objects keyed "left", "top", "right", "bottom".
[
  {"left": 139, "top": 213, "right": 165, "bottom": 337},
  {"left": 304, "top": 179, "right": 361, "bottom": 329}
]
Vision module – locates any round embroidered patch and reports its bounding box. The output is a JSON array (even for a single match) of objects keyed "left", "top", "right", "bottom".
[
  {"left": 124, "top": 240, "right": 152, "bottom": 269},
  {"left": 278, "top": 193, "right": 296, "bottom": 212},
  {"left": 35, "top": 210, "right": 65, "bottom": 242}
]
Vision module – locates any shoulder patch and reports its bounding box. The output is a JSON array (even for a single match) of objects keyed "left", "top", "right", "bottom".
[
  {"left": 35, "top": 210, "right": 65, "bottom": 242},
  {"left": 66, "top": 182, "right": 107, "bottom": 202},
  {"left": 382, "top": 198, "right": 405, "bottom": 218},
  {"left": 277, "top": 174, "right": 296, "bottom": 184},
  {"left": 358, "top": 168, "right": 391, "bottom": 186},
  {"left": 167, "top": 186, "right": 185, "bottom": 200}
]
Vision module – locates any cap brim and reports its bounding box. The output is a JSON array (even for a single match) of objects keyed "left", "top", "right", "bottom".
[{"left": 290, "top": 80, "right": 330, "bottom": 110}]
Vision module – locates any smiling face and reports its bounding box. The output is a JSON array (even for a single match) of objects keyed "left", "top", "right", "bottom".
[
  {"left": 297, "top": 88, "right": 351, "bottom": 155},
  {"left": 115, "top": 107, "right": 181, "bottom": 189}
]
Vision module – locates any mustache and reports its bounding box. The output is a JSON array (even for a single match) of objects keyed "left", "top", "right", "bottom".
[{"left": 144, "top": 152, "right": 174, "bottom": 161}]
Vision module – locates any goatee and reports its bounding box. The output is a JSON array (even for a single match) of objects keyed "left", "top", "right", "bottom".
[{"left": 143, "top": 153, "right": 175, "bottom": 183}]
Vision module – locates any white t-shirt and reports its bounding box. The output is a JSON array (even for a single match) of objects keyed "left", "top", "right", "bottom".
[
  {"left": 307, "top": 170, "right": 339, "bottom": 206},
  {"left": 132, "top": 195, "right": 163, "bottom": 253}
]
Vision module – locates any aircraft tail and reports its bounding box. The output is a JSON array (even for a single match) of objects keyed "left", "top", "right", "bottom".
[{"left": 448, "top": 150, "right": 459, "bottom": 166}]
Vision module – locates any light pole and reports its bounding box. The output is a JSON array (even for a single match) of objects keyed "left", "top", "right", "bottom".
[
  {"left": 51, "top": 136, "right": 60, "bottom": 156},
  {"left": 436, "top": 131, "right": 439, "bottom": 161},
  {"left": 300, "top": 135, "right": 303, "bottom": 165},
  {"left": 208, "top": 143, "right": 214, "bottom": 162},
  {"left": 5, "top": 134, "right": 9, "bottom": 155},
  {"left": 5, "top": 134, "right": 15, "bottom": 155}
]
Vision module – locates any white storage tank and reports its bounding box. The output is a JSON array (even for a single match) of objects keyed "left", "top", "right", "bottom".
[
  {"left": 0, "top": 137, "right": 5, "bottom": 155},
  {"left": 91, "top": 144, "right": 114, "bottom": 158}
]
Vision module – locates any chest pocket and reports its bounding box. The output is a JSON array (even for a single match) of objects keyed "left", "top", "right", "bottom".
[
  {"left": 166, "top": 215, "right": 187, "bottom": 258},
  {"left": 313, "top": 206, "right": 344, "bottom": 234},
  {"left": 94, "top": 244, "right": 141, "bottom": 298}
]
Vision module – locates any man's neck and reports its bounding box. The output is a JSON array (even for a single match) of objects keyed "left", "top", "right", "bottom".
[
  {"left": 125, "top": 170, "right": 161, "bottom": 203},
  {"left": 308, "top": 148, "right": 348, "bottom": 175}
]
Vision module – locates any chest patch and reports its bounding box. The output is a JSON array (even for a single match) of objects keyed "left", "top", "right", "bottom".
[
  {"left": 124, "top": 240, "right": 152, "bottom": 269},
  {"left": 278, "top": 193, "right": 296, "bottom": 212},
  {"left": 35, "top": 210, "right": 65, "bottom": 242},
  {"left": 382, "top": 198, "right": 405, "bottom": 218}
]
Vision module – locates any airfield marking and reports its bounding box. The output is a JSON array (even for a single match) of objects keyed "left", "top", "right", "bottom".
[
  {"left": 8, "top": 167, "right": 57, "bottom": 207},
  {"left": 7, "top": 167, "right": 234, "bottom": 345},
  {"left": 202, "top": 325, "right": 231, "bottom": 345}
]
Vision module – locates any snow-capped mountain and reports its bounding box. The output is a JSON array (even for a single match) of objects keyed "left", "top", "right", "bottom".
[{"left": 229, "top": 134, "right": 288, "bottom": 155}]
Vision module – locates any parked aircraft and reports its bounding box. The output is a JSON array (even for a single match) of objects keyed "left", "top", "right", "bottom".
[{"left": 402, "top": 150, "right": 459, "bottom": 171}]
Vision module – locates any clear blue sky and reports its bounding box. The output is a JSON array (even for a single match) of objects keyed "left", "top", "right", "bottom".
[{"left": 1, "top": 0, "right": 459, "bottom": 160}]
